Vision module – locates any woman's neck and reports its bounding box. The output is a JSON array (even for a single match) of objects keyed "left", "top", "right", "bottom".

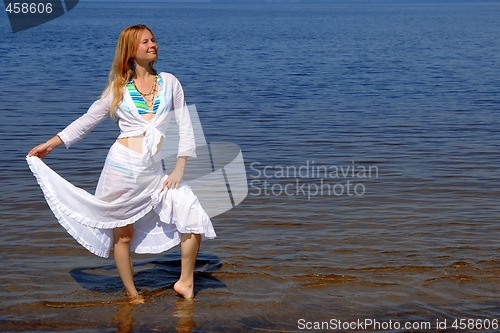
[{"left": 133, "top": 65, "right": 155, "bottom": 80}]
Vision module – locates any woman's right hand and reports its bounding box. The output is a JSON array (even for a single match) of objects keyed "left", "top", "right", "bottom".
[{"left": 28, "top": 136, "right": 63, "bottom": 159}]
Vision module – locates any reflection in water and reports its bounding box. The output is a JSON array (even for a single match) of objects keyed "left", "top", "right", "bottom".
[
  {"left": 111, "top": 296, "right": 196, "bottom": 333},
  {"left": 174, "top": 298, "right": 197, "bottom": 333},
  {"left": 113, "top": 301, "right": 135, "bottom": 333}
]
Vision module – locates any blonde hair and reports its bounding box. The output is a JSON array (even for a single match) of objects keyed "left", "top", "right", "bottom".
[{"left": 103, "top": 24, "right": 158, "bottom": 115}]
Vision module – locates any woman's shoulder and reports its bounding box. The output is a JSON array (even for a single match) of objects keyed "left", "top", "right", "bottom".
[
  {"left": 159, "top": 71, "right": 176, "bottom": 80},
  {"left": 158, "top": 72, "right": 182, "bottom": 85}
]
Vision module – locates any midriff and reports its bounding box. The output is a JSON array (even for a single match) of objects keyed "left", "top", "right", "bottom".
[
  {"left": 116, "top": 115, "right": 156, "bottom": 153},
  {"left": 117, "top": 135, "right": 144, "bottom": 153}
]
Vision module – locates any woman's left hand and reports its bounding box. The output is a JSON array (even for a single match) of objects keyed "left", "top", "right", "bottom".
[{"left": 162, "top": 167, "right": 184, "bottom": 190}]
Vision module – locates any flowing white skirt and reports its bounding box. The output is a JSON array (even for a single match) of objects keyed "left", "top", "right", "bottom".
[{"left": 26, "top": 141, "right": 216, "bottom": 258}]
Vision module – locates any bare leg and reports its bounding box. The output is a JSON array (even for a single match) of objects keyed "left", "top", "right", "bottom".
[
  {"left": 113, "top": 224, "right": 143, "bottom": 303},
  {"left": 174, "top": 233, "right": 201, "bottom": 299}
]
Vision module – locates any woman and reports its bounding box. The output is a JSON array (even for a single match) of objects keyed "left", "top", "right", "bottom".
[{"left": 27, "top": 24, "right": 216, "bottom": 303}]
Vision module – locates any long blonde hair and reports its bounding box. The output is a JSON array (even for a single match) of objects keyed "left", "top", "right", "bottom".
[{"left": 103, "top": 24, "right": 158, "bottom": 115}]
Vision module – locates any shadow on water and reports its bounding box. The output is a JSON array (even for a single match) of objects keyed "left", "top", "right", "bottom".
[
  {"left": 25, "top": 253, "right": 227, "bottom": 332},
  {"left": 0, "top": 253, "right": 219, "bottom": 332},
  {"left": 69, "top": 252, "right": 226, "bottom": 296}
]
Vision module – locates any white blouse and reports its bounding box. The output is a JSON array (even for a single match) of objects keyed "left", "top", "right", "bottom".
[{"left": 57, "top": 72, "right": 196, "bottom": 163}]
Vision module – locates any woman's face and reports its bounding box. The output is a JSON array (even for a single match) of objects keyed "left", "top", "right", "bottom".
[{"left": 134, "top": 29, "right": 158, "bottom": 64}]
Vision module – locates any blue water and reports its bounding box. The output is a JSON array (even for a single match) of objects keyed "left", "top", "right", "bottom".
[{"left": 1, "top": 2, "right": 499, "bottom": 332}]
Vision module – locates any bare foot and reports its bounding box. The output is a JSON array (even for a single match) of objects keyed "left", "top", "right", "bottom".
[
  {"left": 127, "top": 293, "right": 145, "bottom": 305},
  {"left": 174, "top": 281, "right": 194, "bottom": 299}
]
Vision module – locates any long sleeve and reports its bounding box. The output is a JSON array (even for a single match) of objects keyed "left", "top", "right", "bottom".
[
  {"left": 57, "top": 93, "right": 111, "bottom": 148},
  {"left": 172, "top": 77, "right": 196, "bottom": 158}
]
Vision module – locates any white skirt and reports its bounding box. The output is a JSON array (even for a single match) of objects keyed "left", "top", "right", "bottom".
[{"left": 26, "top": 141, "right": 216, "bottom": 258}]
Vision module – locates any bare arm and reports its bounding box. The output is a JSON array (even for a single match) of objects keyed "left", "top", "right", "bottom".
[
  {"left": 28, "top": 135, "right": 64, "bottom": 159},
  {"left": 163, "top": 156, "right": 187, "bottom": 189}
]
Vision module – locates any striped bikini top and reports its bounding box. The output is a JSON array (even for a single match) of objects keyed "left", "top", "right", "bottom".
[{"left": 127, "top": 74, "right": 162, "bottom": 114}]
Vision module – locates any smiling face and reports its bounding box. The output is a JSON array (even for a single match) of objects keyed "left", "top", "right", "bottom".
[{"left": 134, "top": 28, "right": 158, "bottom": 65}]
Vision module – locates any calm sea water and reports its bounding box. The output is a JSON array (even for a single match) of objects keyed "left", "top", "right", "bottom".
[{"left": 1, "top": 1, "right": 499, "bottom": 332}]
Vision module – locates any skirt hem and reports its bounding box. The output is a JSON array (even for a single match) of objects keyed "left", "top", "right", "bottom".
[
  {"left": 27, "top": 156, "right": 158, "bottom": 230},
  {"left": 26, "top": 155, "right": 216, "bottom": 259}
]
